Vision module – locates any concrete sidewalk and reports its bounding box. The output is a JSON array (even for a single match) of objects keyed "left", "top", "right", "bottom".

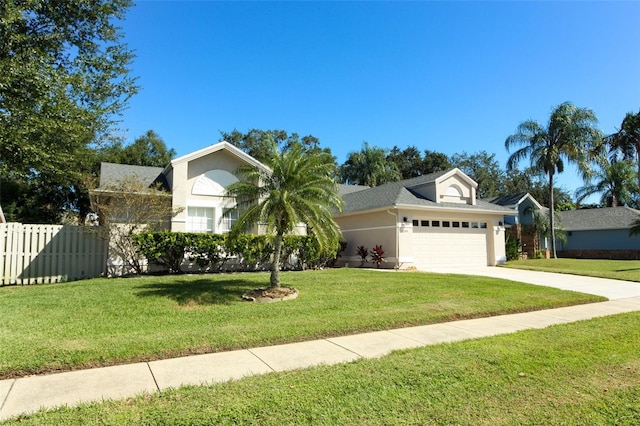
[{"left": 1, "top": 269, "right": 639, "bottom": 421}]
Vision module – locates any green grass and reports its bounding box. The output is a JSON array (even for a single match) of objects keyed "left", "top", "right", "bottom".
[
  {"left": 504, "top": 258, "right": 640, "bottom": 282},
  {"left": 0, "top": 269, "right": 604, "bottom": 379},
  {"left": 5, "top": 312, "right": 639, "bottom": 425}
]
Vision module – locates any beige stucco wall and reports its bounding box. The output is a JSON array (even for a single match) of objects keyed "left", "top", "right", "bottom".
[
  {"left": 338, "top": 207, "right": 508, "bottom": 270},
  {"left": 409, "top": 172, "right": 476, "bottom": 206},
  {"left": 436, "top": 175, "right": 475, "bottom": 204},
  {"left": 335, "top": 210, "right": 398, "bottom": 268},
  {"left": 171, "top": 150, "right": 248, "bottom": 232}
]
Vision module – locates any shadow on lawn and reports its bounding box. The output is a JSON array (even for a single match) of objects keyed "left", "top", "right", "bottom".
[
  {"left": 134, "top": 278, "right": 259, "bottom": 305},
  {"left": 615, "top": 268, "right": 640, "bottom": 272}
]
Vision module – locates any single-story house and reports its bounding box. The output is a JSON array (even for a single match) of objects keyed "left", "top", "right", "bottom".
[
  {"left": 93, "top": 142, "right": 516, "bottom": 271},
  {"left": 556, "top": 207, "right": 640, "bottom": 259},
  {"left": 483, "top": 193, "right": 550, "bottom": 258},
  {"left": 335, "top": 169, "right": 515, "bottom": 269}
]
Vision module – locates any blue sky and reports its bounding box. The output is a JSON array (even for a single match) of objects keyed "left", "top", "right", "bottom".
[{"left": 118, "top": 1, "right": 640, "bottom": 197}]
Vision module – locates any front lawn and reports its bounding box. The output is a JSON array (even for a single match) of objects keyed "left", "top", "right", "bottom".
[
  {"left": 6, "top": 312, "right": 639, "bottom": 425},
  {"left": 504, "top": 258, "right": 640, "bottom": 282},
  {"left": 0, "top": 269, "right": 604, "bottom": 379}
]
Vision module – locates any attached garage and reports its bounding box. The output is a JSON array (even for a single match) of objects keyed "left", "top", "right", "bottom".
[
  {"left": 410, "top": 222, "right": 489, "bottom": 268},
  {"left": 336, "top": 169, "right": 515, "bottom": 270}
]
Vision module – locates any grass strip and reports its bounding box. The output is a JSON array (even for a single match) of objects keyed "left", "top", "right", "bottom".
[
  {"left": 0, "top": 269, "right": 603, "bottom": 378},
  {"left": 5, "top": 312, "right": 639, "bottom": 425},
  {"left": 503, "top": 258, "right": 640, "bottom": 282}
]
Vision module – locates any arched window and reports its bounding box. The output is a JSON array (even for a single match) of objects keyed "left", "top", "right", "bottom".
[
  {"left": 445, "top": 185, "right": 463, "bottom": 197},
  {"left": 192, "top": 169, "right": 238, "bottom": 196}
]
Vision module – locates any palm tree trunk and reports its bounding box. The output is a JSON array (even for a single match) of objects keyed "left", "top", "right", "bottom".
[
  {"left": 636, "top": 145, "right": 640, "bottom": 195},
  {"left": 270, "top": 233, "right": 283, "bottom": 287},
  {"left": 548, "top": 172, "right": 557, "bottom": 259}
]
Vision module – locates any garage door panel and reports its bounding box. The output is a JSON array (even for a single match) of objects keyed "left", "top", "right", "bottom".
[{"left": 412, "top": 229, "right": 487, "bottom": 269}]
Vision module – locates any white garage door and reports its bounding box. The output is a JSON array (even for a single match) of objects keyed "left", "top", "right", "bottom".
[{"left": 411, "top": 227, "right": 488, "bottom": 269}]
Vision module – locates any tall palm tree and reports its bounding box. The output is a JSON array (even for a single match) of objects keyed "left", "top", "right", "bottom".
[
  {"left": 226, "top": 141, "right": 344, "bottom": 287},
  {"left": 575, "top": 159, "right": 638, "bottom": 207},
  {"left": 505, "top": 102, "right": 602, "bottom": 258},
  {"left": 607, "top": 110, "right": 640, "bottom": 192}
]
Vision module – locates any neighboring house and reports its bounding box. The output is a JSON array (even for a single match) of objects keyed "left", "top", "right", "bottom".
[
  {"left": 556, "top": 207, "right": 640, "bottom": 259},
  {"left": 94, "top": 143, "right": 516, "bottom": 271},
  {"left": 484, "top": 193, "right": 543, "bottom": 226},
  {"left": 0, "top": 204, "right": 5, "bottom": 224},
  {"left": 335, "top": 169, "right": 516, "bottom": 269},
  {"left": 484, "top": 193, "right": 549, "bottom": 258}
]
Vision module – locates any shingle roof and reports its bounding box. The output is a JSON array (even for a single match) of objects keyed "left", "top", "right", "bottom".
[
  {"left": 484, "top": 193, "right": 528, "bottom": 207},
  {"left": 340, "top": 170, "right": 513, "bottom": 215},
  {"left": 99, "top": 163, "right": 168, "bottom": 190},
  {"left": 558, "top": 207, "right": 640, "bottom": 231},
  {"left": 337, "top": 184, "right": 370, "bottom": 196}
]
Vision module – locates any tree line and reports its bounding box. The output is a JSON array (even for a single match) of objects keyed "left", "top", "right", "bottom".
[{"left": 1, "top": 2, "right": 637, "bottom": 231}]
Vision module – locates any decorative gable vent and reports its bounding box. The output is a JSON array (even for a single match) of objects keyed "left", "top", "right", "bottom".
[{"left": 192, "top": 169, "right": 238, "bottom": 196}]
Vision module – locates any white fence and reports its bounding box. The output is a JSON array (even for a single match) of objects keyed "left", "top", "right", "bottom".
[{"left": 0, "top": 223, "right": 107, "bottom": 285}]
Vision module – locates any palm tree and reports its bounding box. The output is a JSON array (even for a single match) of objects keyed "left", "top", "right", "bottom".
[
  {"left": 505, "top": 102, "right": 602, "bottom": 258},
  {"left": 226, "top": 141, "right": 344, "bottom": 287},
  {"left": 607, "top": 110, "right": 640, "bottom": 192},
  {"left": 575, "top": 159, "right": 638, "bottom": 207},
  {"left": 340, "top": 142, "right": 401, "bottom": 186}
]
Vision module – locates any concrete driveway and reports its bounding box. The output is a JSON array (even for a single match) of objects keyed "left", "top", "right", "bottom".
[{"left": 427, "top": 266, "right": 640, "bottom": 300}]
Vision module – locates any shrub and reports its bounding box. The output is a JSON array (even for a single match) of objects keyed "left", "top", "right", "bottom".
[
  {"left": 505, "top": 233, "right": 520, "bottom": 261},
  {"left": 133, "top": 232, "right": 190, "bottom": 273},
  {"left": 369, "top": 245, "right": 385, "bottom": 268},
  {"left": 356, "top": 245, "right": 368, "bottom": 267},
  {"left": 133, "top": 232, "right": 340, "bottom": 274}
]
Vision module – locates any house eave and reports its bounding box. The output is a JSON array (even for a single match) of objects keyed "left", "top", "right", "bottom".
[{"left": 336, "top": 203, "right": 517, "bottom": 218}]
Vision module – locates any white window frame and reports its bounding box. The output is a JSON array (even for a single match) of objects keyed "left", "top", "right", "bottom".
[{"left": 186, "top": 206, "right": 215, "bottom": 233}]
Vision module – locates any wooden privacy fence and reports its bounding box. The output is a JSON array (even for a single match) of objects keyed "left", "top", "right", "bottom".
[{"left": 0, "top": 223, "right": 108, "bottom": 285}]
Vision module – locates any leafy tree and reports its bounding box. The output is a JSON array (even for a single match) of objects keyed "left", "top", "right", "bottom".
[
  {"left": 500, "top": 167, "right": 536, "bottom": 196},
  {"left": 423, "top": 150, "right": 452, "bottom": 174},
  {"left": 450, "top": 151, "right": 505, "bottom": 198},
  {"left": 100, "top": 131, "right": 176, "bottom": 167},
  {"left": 607, "top": 110, "right": 640, "bottom": 192},
  {"left": 220, "top": 129, "right": 333, "bottom": 165},
  {"left": 630, "top": 218, "right": 640, "bottom": 237},
  {"left": 386, "top": 146, "right": 424, "bottom": 179},
  {"left": 575, "top": 159, "right": 638, "bottom": 207},
  {"left": 505, "top": 102, "right": 602, "bottom": 258},
  {"left": 90, "top": 176, "right": 177, "bottom": 275},
  {"left": 0, "top": 0, "right": 137, "bottom": 224},
  {"left": 226, "top": 140, "right": 344, "bottom": 287},
  {"left": 340, "top": 142, "right": 401, "bottom": 186},
  {"left": 0, "top": 0, "right": 138, "bottom": 177}
]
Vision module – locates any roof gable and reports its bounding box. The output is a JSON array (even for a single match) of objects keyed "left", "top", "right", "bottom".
[
  {"left": 168, "top": 141, "right": 270, "bottom": 172},
  {"left": 485, "top": 193, "right": 543, "bottom": 210}
]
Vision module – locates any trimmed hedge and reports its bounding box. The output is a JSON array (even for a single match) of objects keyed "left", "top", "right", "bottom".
[{"left": 132, "top": 232, "right": 343, "bottom": 274}]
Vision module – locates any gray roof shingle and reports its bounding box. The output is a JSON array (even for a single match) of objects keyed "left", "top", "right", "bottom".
[
  {"left": 558, "top": 207, "right": 640, "bottom": 231},
  {"left": 340, "top": 170, "right": 513, "bottom": 215},
  {"left": 99, "top": 163, "right": 168, "bottom": 190}
]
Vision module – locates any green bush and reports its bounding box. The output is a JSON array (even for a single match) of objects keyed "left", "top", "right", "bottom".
[
  {"left": 133, "top": 232, "right": 341, "bottom": 274},
  {"left": 132, "top": 232, "right": 191, "bottom": 273},
  {"left": 505, "top": 233, "right": 520, "bottom": 261}
]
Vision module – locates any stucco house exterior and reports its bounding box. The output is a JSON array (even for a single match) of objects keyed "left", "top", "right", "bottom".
[
  {"left": 94, "top": 142, "right": 515, "bottom": 271},
  {"left": 335, "top": 169, "right": 515, "bottom": 269},
  {"left": 556, "top": 207, "right": 640, "bottom": 259}
]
